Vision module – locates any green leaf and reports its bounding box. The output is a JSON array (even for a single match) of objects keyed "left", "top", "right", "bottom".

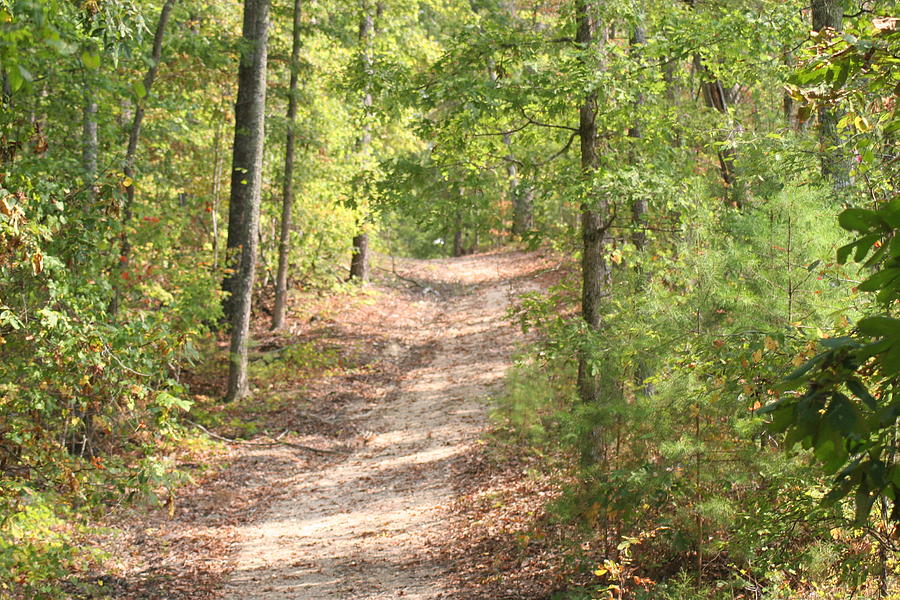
[
  {"left": 7, "top": 65, "right": 24, "bottom": 92},
  {"left": 81, "top": 51, "right": 101, "bottom": 70},
  {"left": 858, "top": 268, "right": 900, "bottom": 293},
  {"left": 846, "top": 379, "right": 877, "bottom": 410},
  {"left": 133, "top": 80, "right": 147, "bottom": 99},
  {"left": 854, "top": 487, "right": 878, "bottom": 525},
  {"left": 878, "top": 342, "right": 900, "bottom": 377},
  {"left": 826, "top": 393, "right": 859, "bottom": 435},
  {"left": 784, "top": 354, "right": 822, "bottom": 381},
  {"left": 857, "top": 316, "right": 900, "bottom": 337},
  {"left": 839, "top": 208, "right": 881, "bottom": 232},
  {"left": 156, "top": 391, "right": 192, "bottom": 412}
]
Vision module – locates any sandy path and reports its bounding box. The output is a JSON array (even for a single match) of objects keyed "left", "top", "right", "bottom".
[{"left": 222, "top": 252, "right": 542, "bottom": 599}]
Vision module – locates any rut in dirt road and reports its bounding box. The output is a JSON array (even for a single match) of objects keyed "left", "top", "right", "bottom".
[{"left": 223, "top": 252, "right": 544, "bottom": 600}]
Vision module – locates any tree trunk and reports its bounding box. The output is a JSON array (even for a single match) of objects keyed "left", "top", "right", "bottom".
[
  {"left": 629, "top": 24, "right": 648, "bottom": 251},
  {"left": 576, "top": 0, "right": 611, "bottom": 405},
  {"left": 111, "top": 0, "right": 177, "bottom": 316},
  {"left": 211, "top": 118, "right": 224, "bottom": 270},
  {"left": 692, "top": 54, "right": 743, "bottom": 207},
  {"left": 514, "top": 184, "right": 534, "bottom": 236},
  {"left": 82, "top": 84, "right": 98, "bottom": 201},
  {"left": 811, "top": 0, "right": 849, "bottom": 187},
  {"left": 453, "top": 208, "right": 464, "bottom": 257},
  {"left": 272, "top": 0, "right": 303, "bottom": 330},
  {"left": 349, "top": 232, "right": 370, "bottom": 281},
  {"left": 348, "top": 0, "right": 375, "bottom": 283},
  {"left": 225, "top": 0, "right": 270, "bottom": 402}
]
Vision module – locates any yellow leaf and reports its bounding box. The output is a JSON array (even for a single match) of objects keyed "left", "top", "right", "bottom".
[
  {"left": 752, "top": 350, "right": 763, "bottom": 363},
  {"left": 122, "top": 176, "right": 133, "bottom": 187},
  {"left": 764, "top": 336, "right": 778, "bottom": 351}
]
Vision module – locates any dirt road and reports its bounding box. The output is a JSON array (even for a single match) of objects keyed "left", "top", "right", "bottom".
[{"left": 221, "top": 251, "right": 545, "bottom": 599}]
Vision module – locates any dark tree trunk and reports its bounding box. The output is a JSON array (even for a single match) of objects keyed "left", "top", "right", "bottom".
[
  {"left": 272, "top": 0, "right": 303, "bottom": 330},
  {"left": 349, "top": 232, "right": 370, "bottom": 281},
  {"left": 223, "top": 0, "right": 270, "bottom": 326},
  {"left": 225, "top": 0, "right": 270, "bottom": 402},
  {"left": 576, "top": 0, "right": 612, "bottom": 405},
  {"left": 811, "top": 0, "right": 849, "bottom": 187},
  {"left": 348, "top": 0, "right": 375, "bottom": 283},
  {"left": 111, "top": 0, "right": 177, "bottom": 316},
  {"left": 692, "top": 54, "right": 743, "bottom": 207}
]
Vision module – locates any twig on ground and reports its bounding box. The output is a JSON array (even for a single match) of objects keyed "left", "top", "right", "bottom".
[
  {"left": 376, "top": 265, "right": 443, "bottom": 298},
  {"left": 185, "top": 419, "right": 347, "bottom": 455}
]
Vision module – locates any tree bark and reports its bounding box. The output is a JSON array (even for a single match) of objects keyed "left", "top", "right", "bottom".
[
  {"left": 272, "top": 0, "right": 303, "bottom": 330},
  {"left": 576, "top": 0, "right": 611, "bottom": 405},
  {"left": 111, "top": 0, "right": 177, "bottom": 316},
  {"left": 348, "top": 0, "right": 375, "bottom": 283},
  {"left": 513, "top": 184, "right": 534, "bottom": 236},
  {"left": 225, "top": 0, "right": 270, "bottom": 402},
  {"left": 349, "top": 232, "right": 370, "bottom": 281},
  {"left": 811, "top": 0, "right": 849, "bottom": 187}
]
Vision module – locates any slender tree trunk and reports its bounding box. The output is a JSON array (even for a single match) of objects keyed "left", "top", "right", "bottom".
[
  {"left": 576, "top": 0, "right": 611, "bottom": 405},
  {"left": 111, "top": 0, "right": 177, "bottom": 316},
  {"left": 272, "top": 0, "right": 303, "bottom": 330},
  {"left": 487, "top": 16, "right": 532, "bottom": 238},
  {"left": 782, "top": 46, "right": 794, "bottom": 127},
  {"left": 811, "top": 0, "right": 849, "bottom": 187},
  {"left": 211, "top": 118, "right": 223, "bottom": 270},
  {"left": 0, "top": 68, "right": 10, "bottom": 105},
  {"left": 225, "top": 0, "right": 270, "bottom": 402},
  {"left": 629, "top": 24, "right": 648, "bottom": 251},
  {"left": 453, "top": 207, "right": 464, "bottom": 257},
  {"left": 82, "top": 83, "right": 98, "bottom": 201},
  {"left": 691, "top": 54, "right": 743, "bottom": 207},
  {"left": 348, "top": 0, "right": 375, "bottom": 283},
  {"left": 629, "top": 23, "right": 654, "bottom": 398}
]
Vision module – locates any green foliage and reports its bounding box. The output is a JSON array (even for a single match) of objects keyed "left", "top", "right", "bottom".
[
  {"left": 0, "top": 0, "right": 897, "bottom": 596},
  {"left": 761, "top": 16, "right": 900, "bottom": 528},
  {"left": 476, "top": 2, "right": 898, "bottom": 595}
]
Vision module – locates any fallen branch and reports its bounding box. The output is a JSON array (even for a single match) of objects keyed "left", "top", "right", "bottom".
[
  {"left": 376, "top": 265, "right": 442, "bottom": 298},
  {"left": 185, "top": 419, "right": 347, "bottom": 455}
]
